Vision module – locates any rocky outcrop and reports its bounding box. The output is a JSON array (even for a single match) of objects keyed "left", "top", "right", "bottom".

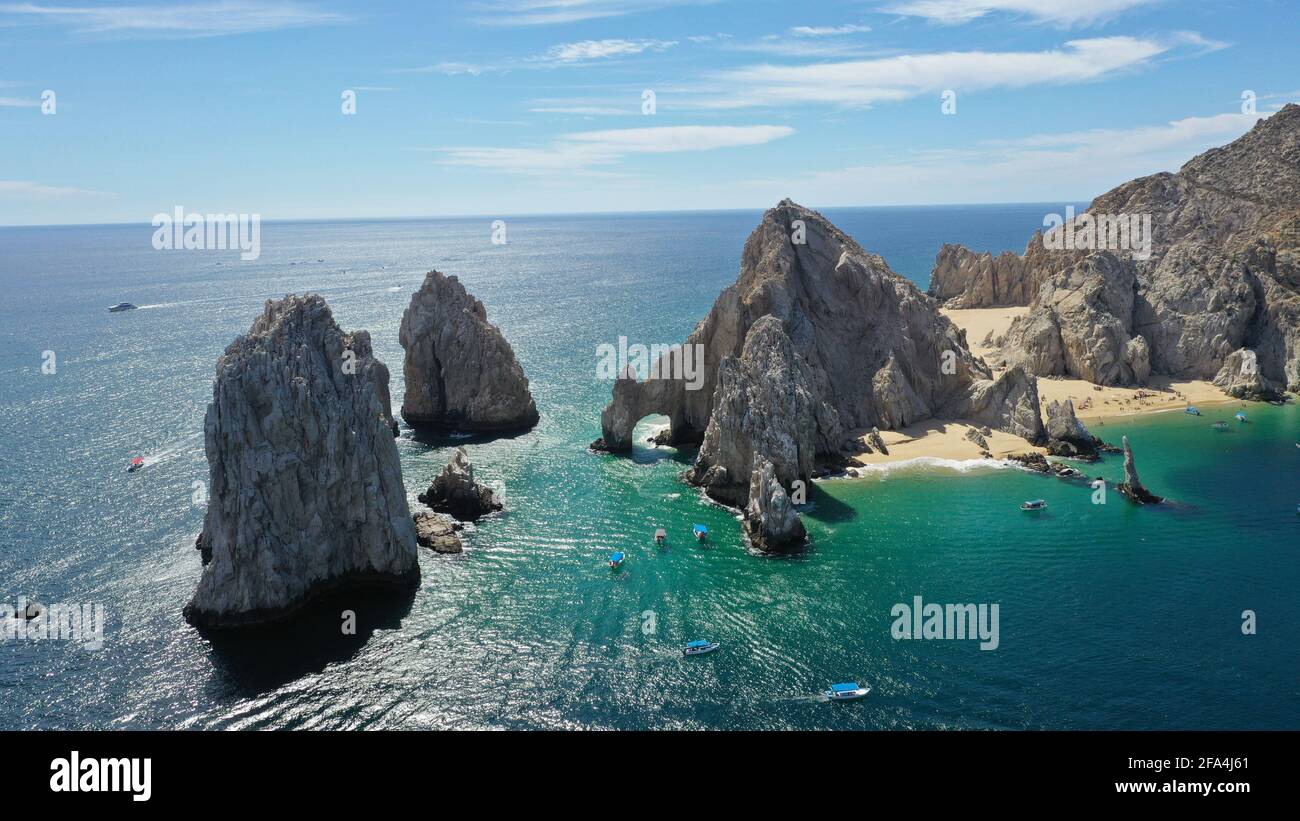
[
  {"left": 595, "top": 200, "right": 1047, "bottom": 473},
  {"left": 1044, "top": 399, "right": 1105, "bottom": 460},
  {"left": 399, "top": 270, "right": 539, "bottom": 433},
  {"left": 1116, "top": 435, "right": 1163, "bottom": 504},
  {"left": 185, "top": 295, "right": 419, "bottom": 629},
  {"left": 743, "top": 457, "right": 808, "bottom": 552},
  {"left": 928, "top": 237, "right": 1052, "bottom": 308},
  {"left": 1213, "top": 348, "right": 1286, "bottom": 400},
  {"left": 414, "top": 511, "right": 463, "bottom": 554},
  {"left": 968, "top": 105, "right": 1300, "bottom": 394},
  {"left": 687, "top": 316, "right": 822, "bottom": 506},
  {"left": 417, "top": 447, "right": 502, "bottom": 522}
]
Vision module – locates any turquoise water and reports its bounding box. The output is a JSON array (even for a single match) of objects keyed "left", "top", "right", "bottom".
[{"left": 1, "top": 206, "right": 1297, "bottom": 729}]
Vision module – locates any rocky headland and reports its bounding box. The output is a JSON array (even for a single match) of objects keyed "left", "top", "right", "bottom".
[
  {"left": 185, "top": 295, "right": 420, "bottom": 629},
  {"left": 399, "top": 270, "right": 539, "bottom": 433}
]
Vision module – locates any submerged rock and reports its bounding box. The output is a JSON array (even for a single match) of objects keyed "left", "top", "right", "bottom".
[
  {"left": 417, "top": 446, "right": 503, "bottom": 522},
  {"left": 413, "top": 510, "right": 463, "bottom": 554},
  {"left": 185, "top": 295, "right": 420, "bottom": 630},
  {"left": 1116, "top": 436, "right": 1163, "bottom": 504},
  {"left": 399, "top": 270, "right": 539, "bottom": 433},
  {"left": 743, "top": 457, "right": 808, "bottom": 552}
]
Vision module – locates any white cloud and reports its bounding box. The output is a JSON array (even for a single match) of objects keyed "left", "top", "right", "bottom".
[
  {"left": 790, "top": 24, "right": 872, "bottom": 36},
  {"left": 880, "top": 0, "right": 1157, "bottom": 26},
  {"left": 697, "top": 36, "right": 1171, "bottom": 109},
  {"left": 713, "top": 111, "right": 1267, "bottom": 206},
  {"left": 474, "top": 0, "right": 701, "bottom": 26},
  {"left": 0, "top": 95, "right": 39, "bottom": 107},
  {"left": 438, "top": 124, "right": 794, "bottom": 173},
  {"left": 0, "top": 1, "right": 349, "bottom": 38},
  {"left": 390, "top": 62, "right": 483, "bottom": 76},
  {"left": 530, "top": 106, "right": 633, "bottom": 115},
  {"left": 540, "top": 38, "right": 675, "bottom": 63},
  {"left": 0, "top": 180, "right": 113, "bottom": 197}
]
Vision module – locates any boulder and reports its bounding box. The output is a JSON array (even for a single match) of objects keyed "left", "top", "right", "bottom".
[
  {"left": 185, "top": 295, "right": 419, "bottom": 629},
  {"left": 418, "top": 446, "right": 503, "bottom": 521},
  {"left": 1044, "top": 399, "right": 1105, "bottom": 460},
  {"left": 413, "top": 511, "right": 463, "bottom": 554},
  {"left": 1213, "top": 348, "right": 1286, "bottom": 401}
]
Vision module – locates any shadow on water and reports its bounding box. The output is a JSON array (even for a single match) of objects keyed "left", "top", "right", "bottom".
[
  {"left": 199, "top": 586, "right": 415, "bottom": 697},
  {"left": 404, "top": 424, "right": 533, "bottom": 449},
  {"left": 802, "top": 481, "right": 857, "bottom": 524}
]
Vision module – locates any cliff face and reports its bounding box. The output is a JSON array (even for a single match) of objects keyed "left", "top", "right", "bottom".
[
  {"left": 941, "top": 105, "right": 1300, "bottom": 395},
  {"left": 595, "top": 200, "right": 1045, "bottom": 462},
  {"left": 399, "top": 270, "right": 539, "bottom": 432},
  {"left": 185, "top": 295, "right": 420, "bottom": 629},
  {"left": 928, "top": 235, "right": 1053, "bottom": 308}
]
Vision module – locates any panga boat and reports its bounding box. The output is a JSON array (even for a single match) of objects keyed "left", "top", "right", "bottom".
[
  {"left": 108, "top": 302, "right": 138, "bottom": 312},
  {"left": 1235, "top": 412, "right": 1248, "bottom": 422},
  {"left": 1212, "top": 421, "right": 1229, "bottom": 431},
  {"left": 693, "top": 524, "right": 708, "bottom": 542},
  {"left": 608, "top": 551, "right": 625, "bottom": 569},
  {"left": 1020, "top": 499, "right": 1047, "bottom": 511},
  {"left": 1184, "top": 406, "right": 1201, "bottom": 415},
  {"left": 683, "top": 639, "right": 719, "bottom": 657},
  {"left": 654, "top": 528, "right": 666, "bottom": 546},
  {"left": 126, "top": 456, "right": 145, "bottom": 473},
  {"left": 826, "top": 682, "right": 871, "bottom": 701}
]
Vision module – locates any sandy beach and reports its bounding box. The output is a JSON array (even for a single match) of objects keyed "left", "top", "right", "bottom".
[{"left": 850, "top": 307, "right": 1241, "bottom": 466}]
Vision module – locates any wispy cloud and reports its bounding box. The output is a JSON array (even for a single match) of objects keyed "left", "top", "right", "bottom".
[
  {"left": 0, "top": 95, "right": 39, "bottom": 107},
  {"left": 539, "top": 38, "right": 676, "bottom": 63},
  {"left": 390, "top": 62, "right": 483, "bottom": 76},
  {"left": 472, "top": 0, "right": 703, "bottom": 26},
  {"left": 880, "top": 0, "right": 1158, "bottom": 27},
  {"left": 530, "top": 106, "right": 634, "bottom": 115},
  {"left": 437, "top": 124, "right": 794, "bottom": 174},
  {"left": 0, "top": 1, "right": 349, "bottom": 39},
  {"left": 695, "top": 36, "right": 1175, "bottom": 109},
  {"left": 790, "top": 24, "right": 872, "bottom": 36},
  {"left": 0, "top": 180, "right": 113, "bottom": 197}
]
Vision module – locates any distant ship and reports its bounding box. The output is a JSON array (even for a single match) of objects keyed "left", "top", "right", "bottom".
[{"left": 108, "top": 302, "right": 138, "bottom": 312}]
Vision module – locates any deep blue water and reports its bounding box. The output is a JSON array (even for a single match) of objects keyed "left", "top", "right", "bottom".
[{"left": 2, "top": 204, "right": 1297, "bottom": 730}]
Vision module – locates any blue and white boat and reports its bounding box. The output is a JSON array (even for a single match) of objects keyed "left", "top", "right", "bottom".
[
  {"left": 1184, "top": 406, "right": 1201, "bottom": 416},
  {"left": 693, "top": 524, "right": 708, "bottom": 542},
  {"left": 1020, "top": 499, "right": 1047, "bottom": 511},
  {"left": 608, "top": 551, "right": 625, "bottom": 569},
  {"left": 826, "top": 682, "right": 871, "bottom": 701},
  {"left": 1235, "top": 411, "right": 1248, "bottom": 422},
  {"left": 108, "top": 302, "right": 138, "bottom": 313},
  {"left": 683, "top": 639, "right": 719, "bottom": 657}
]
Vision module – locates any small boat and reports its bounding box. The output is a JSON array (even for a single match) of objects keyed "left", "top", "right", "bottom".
[
  {"left": 826, "top": 682, "right": 871, "bottom": 701},
  {"left": 1211, "top": 421, "right": 1229, "bottom": 431},
  {"left": 654, "top": 528, "right": 666, "bottom": 546},
  {"left": 693, "top": 524, "right": 708, "bottom": 542},
  {"left": 108, "top": 302, "right": 138, "bottom": 312},
  {"left": 1184, "top": 406, "right": 1201, "bottom": 416},
  {"left": 683, "top": 639, "right": 719, "bottom": 657},
  {"left": 126, "top": 456, "right": 145, "bottom": 473},
  {"left": 1020, "top": 499, "right": 1047, "bottom": 511},
  {"left": 608, "top": 551, "right": 625, "bottom": 569},
  {"left": 1235, "top": 412, "right": 1248, "bottom": 422}
]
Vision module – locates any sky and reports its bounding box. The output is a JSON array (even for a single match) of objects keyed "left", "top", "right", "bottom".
[{"left": 1, "top": 0, "right": 1298, "bottom": 225}]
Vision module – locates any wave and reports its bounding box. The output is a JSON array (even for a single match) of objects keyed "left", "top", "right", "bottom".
[{"left": 844, "top": 456, "right": 1013, "bottom": 477}]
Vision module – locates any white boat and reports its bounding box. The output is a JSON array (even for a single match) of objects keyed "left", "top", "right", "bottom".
[
  {"left": 1020, "top": 499, "right": 1047, "bottom": 511},
  {"left": 826, "top": 682, "right": 871, "bottom": 701},
  {"left": 683, "top": 639, "right": 719, "bottom": 656},
  {"left": 108, "top": 302, "right": 138, "bottom": 313}
]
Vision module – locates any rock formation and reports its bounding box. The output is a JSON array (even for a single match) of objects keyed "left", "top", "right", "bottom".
[
  {"left": 941, "top": 105, "right": 1300, "bottom": 396},
  {"left": 1116, "top": 435, "right": 1163, "bottom": 504},
  {"left": 414, "top": 511, "right": 463, "bottom": 554},
  {"left": 743, "top": 457, "right": 808, "bottom": 552},
  {"left": 417, "top": 446, "right": 502, "bottom": 521},
  {"left": 594, "top": 200, "right": 1047, "bottom": 464},
  {"left": 185, "top": 295, "right": 420, "bottom": 629},
  {"left": 928, "top": 236, "right": 1052, "bottom": 308},
  {"left": 1213, "top": 348, "right": 1286, "bottom": 400},
  {"left": 1043, "top": 399, "right": 1105, "bottom": 460},
  {"left": 399, "top": 270, "right": 539, "bottom": 432}
]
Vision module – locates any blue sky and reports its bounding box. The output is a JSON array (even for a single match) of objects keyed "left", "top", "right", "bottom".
[{"left": 1, "top": 0, "right": 1297, "bottom": 225}]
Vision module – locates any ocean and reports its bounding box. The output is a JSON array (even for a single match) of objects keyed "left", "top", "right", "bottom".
[{"left": 1, "top": 204, "right": 1297, "bottom": 730}]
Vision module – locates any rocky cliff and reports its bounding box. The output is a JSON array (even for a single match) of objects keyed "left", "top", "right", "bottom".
[
  {"left": 595, "top": 200, "right": 1045, "bottom": 458},
  {"left": 928, "top": 235, "right": 1053, "bottom": 308},
  {"left": 399, "top": 270, "right": 539, "bottom": 432},
  {"left": 940, "top": 105, "right": 1300, "bottom": 396},
  {"left": 185, "top": 295, "right": 420, "bottom": 629}
]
